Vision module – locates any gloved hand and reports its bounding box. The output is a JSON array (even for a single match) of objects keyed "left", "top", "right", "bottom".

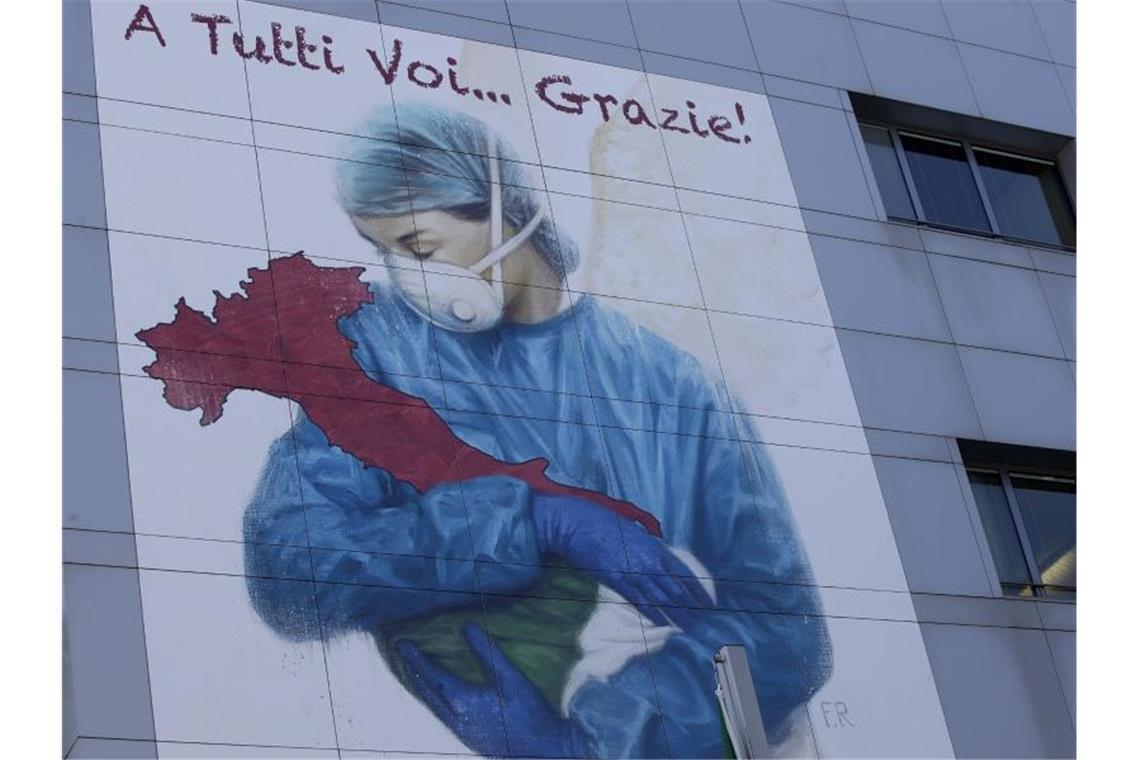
[
  {"left": 532, "top": 493, "right": 714, "bottom": 630},
  {"left": 398, "top": 623, "right": 594, "bottom": 758}
]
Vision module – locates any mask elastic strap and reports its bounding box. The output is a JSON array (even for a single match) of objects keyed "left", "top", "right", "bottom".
[
  {"left": 471, "top": 206, "right": 546, "bottom": 273},
  {"left": 490, "top": 138, "right": 503, "bottom": 249},
  {"left": 488, "top": 137, "right": 504, "bottom": 301},
  {"left": 472, "top": 138, "right": 546, "bottom": 278}
]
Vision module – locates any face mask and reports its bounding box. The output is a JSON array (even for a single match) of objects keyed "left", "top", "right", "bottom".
[{"left": 385, "top": 138, "right": 545, "bottom": 333}]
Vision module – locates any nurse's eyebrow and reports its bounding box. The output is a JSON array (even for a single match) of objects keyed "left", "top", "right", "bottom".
[{"left": 396, "top": 231, "right": 422, "bottom": 246}]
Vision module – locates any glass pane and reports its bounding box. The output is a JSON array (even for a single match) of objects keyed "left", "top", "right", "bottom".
[
  {"left": 860, "top": 125, "right": 916, "bottom": 220},
  {"left": 900, "top": 134, "right": 991, "bottom": 232},
  {"left": 967, "top": 471, "right": 1032, "bottom": 587},
  {"left": 1011, "top": 475, "right": 1076, "bottom": 591},
  {"left": 974, "top": 149, "right": 1075, "bottom": 247}
]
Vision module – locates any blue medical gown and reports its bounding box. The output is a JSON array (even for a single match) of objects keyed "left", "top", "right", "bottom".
[{"left": 244, "top": 285, "right": 832, "bottom": 757}]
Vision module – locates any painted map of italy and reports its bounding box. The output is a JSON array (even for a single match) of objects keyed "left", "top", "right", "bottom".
[{"left": 136, "top": 253, "right": 660, "bottom": 536}]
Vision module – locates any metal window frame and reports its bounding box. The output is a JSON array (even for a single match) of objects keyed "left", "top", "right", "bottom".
[
  {"left": 971, "top": 144, "right": 1079, "bottom": 249},
  {"left": 962, "top": 141, "right": 1002, "bottom": 234},
  {"left": 972, "top": 144, "right": 1058, "bottom": 166},
  {"left": 894, "top": 129, "right": 995, "bottom": 236},
  {"left": 965, "top": 464, "right": 1076, "bottom": 599},
  {"left": 889, "top": 127, "right": 926, "bottom": 222},
  {"left": 858, "top": 119, "right": 1076, "bottom": 252},
  {"left": 858, "top": 123, "right": 919, "bottom": 222}
]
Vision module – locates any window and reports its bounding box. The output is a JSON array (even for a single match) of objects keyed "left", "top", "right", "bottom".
[
  {"left": 859, "top": 123, "right": 1075, "bottom": 249},
  {"left": 973, "top": 147, "right": 1076, "bottom": 248},
  {"left": 960, "top": 442, "right": 1075, "bottom": 599}
]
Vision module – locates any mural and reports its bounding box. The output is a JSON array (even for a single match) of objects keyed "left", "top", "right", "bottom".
[
  {"left": 90, "top": 1, "right": 953, "bottom": 757},
  {"left": 136, "top": 108, "right": 831, "bottom": 756}
]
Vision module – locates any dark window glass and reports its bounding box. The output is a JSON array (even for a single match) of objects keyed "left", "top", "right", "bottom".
[
  {"left": 860, "top": 125, "right": 916, "bottom": 220},
  {"left": 1010, "top": 475, "right": 1076, "bottom": 593},
  {"left": 967, "top": 470, "right": 1032, "bottom": 594},
  {"left": 974, "top": 149, "right": 1075, "bottom": 248},
  {"left": 900, "top": 134, "right": 991, "bottom": 233}
]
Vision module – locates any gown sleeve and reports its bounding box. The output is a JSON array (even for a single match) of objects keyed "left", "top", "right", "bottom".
[
  {"left": 567, "top": 363, "right": 833, "bottom": 758},
  {"left": 243, "top": 412, "right": 543, "bottom": 642}
]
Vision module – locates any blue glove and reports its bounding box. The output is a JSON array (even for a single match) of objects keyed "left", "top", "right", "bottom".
[
  {"left": 532, "top": 493, "right": 714, "bottom": 630},
  {"left": 397, "top": 623, "right": 594, "bottom": 758}
]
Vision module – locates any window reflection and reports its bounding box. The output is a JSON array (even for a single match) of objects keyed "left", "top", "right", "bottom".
[
  {"left": 899, "top": 134, "right": 991, "bottom": 233},
  {"left": 857, "top": 120, "right": 1075, "bottom": 251},
  {"left": 1011, "top": 475, "right": 1076, "bottom": 592},
  {"left": 966, "top": 468, "right": 1075, "bottom": 599},
  {"left": 975, "top": 148, "right": 1075, "bottom": 247},
  {"left": 967, "top": 470, "right": 1033, "bottom": 594}
]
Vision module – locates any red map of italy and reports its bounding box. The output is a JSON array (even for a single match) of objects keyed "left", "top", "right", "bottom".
[{"left": 136, "top": 253, "right": 661, "bottom": 536}]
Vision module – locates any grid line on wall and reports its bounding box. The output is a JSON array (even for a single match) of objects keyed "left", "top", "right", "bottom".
[
  {"left": 229, "top": 1, "right": 347, "bottom": 751},
  {"left": 360, "top": 0, "right": 1068, "bottom": 72},
  {"left": 62, "top": 237, "right": 1076, "bottom": 416},
  {"left": 65, "top": 522, "right": 939, "bottom": 607},
  {"left": 67, "top": 93, "right": 1074, "bottom": 267},
  {"left": 620, "top": 0, "right": 826, "bottom": 752}
]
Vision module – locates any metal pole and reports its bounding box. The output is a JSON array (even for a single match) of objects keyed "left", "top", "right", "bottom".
[{"left": 714, "top": 645, "right": 770, "bottom": 759}]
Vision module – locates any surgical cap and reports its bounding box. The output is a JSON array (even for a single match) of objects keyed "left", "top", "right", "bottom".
[{"left": 336, "top": 103, "right": 579, "bottom": 275}]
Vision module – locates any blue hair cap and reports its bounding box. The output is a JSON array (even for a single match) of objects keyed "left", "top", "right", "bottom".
[{"left": 337, "top": 103, "right": 579, "bottom": 276}]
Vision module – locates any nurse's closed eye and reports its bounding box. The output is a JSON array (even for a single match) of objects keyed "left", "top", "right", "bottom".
[{"left": 399, "top": 233, "right": 436, "bottom": 260}]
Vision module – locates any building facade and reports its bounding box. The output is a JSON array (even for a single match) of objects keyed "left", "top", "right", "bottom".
[{"left": 63, "top": 1, "right": 1076, "bottom": 757}]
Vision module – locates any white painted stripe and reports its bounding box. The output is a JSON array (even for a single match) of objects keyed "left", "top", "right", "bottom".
[{"left": 561, "top": 548, "right": 716, "bottom": 715}]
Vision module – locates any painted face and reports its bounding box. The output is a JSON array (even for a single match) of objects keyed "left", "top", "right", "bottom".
[
  {"left": 351, "top": 198, "right": 553, "bottom": 332},
  {"left": 352, "top": 210, "right": 493, "bottom": 273}
]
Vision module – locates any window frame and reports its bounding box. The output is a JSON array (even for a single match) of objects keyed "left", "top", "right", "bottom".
[
  {"left": 964, "top": 462, "right": 1076, "bottom": 600},
  {"left": 860, "top": 120, "right": 1076, "bottom": 252}
]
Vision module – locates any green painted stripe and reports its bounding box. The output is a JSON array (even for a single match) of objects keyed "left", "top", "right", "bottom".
[{"left": 380, "top": 567, "right": 599, "bottom": 711}]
